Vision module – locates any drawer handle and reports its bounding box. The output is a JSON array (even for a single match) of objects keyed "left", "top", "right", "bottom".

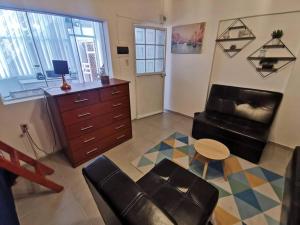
[
  {"left": 113, "top": 114, "right": 123, "bottom": 119},
  {"left": 112, "top": 103, "right": 122, "bottom": 107},
  {"left": 74, "top": 98, "right": 89, "bottom": 103},
  {"left": 111, "top": 91, "right": 121, "bottom": 95},
  {"left": 80, "top": 125, "right": 94, "bottom": 131},
  {"left": 116, "top": 134, "right": 126, "bottom": 140},
  {"left": 115, "top": 124, "right": 125, "bottom": 130},
  {"left": 78, "top": 112, "right": 91, "bottom": 118},
  {"left": 86, "top": 148, "right": 98, "bottom": 155},
  {"left": 83, "top": 137, "right": 96, "bottom": 143}
]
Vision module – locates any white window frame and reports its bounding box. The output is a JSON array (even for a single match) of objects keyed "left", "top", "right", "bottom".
[{"left": 134, "top": 25, "right": 166, "bottom": 76}]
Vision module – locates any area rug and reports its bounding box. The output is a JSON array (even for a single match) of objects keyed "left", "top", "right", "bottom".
[{"left": 131, "top": 132, "right": 284, "bottom": 225}]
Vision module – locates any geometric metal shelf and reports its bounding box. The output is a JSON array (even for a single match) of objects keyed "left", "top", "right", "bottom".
[
  {"left": 247, "top": 38, "right": 296, "bottom": 78},
  {"left": 216, "top": 19, "right": 256, "bottom": 58}
]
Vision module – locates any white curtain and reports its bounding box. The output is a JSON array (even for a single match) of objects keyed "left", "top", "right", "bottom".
[{"left": 0, "top": 9, "right": 37, "bottom": 79}]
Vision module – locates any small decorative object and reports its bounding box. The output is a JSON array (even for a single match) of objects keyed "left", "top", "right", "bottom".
[
  {"left": 230, "top": 45, "right": 236, "bottom": 50},
  {"left": 271, "top": 30, "right": 283, "bottom": 45},
  {"left": 99, "top": 64, "right": 110, "bottom": 85},
  {"left": 52, "top": 60, "right": 71, "bottom": 90},
  {"left": 36, "top": 72, "right": 45, "bottom": 80},
  {"left": 238, "top": 29, "right": 250, "bottom": 38},
  {"left": 259, "top": 49, "right": 267, "bottom": 58},
  {"left": 171, "top": 22, "right": 206, "bottom": 54}
]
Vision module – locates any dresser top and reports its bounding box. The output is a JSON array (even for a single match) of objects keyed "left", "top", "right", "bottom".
[{"left": 44, "top": 78, "right": 130, "bottom": 97}]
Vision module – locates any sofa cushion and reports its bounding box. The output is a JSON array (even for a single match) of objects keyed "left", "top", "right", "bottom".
[
  {"left": 137, "top": 159, "right": 219, "bottom": 225},
  {"left": 206, "top": 84, "right": 283, "bottom": 125},
  {"left": 195, "top": 112, "right": 269, "bottom": 142}
]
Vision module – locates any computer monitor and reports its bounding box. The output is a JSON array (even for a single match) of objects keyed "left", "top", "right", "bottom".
[{"left": 52, "top": 60, "right": 69, "bottom": 75}]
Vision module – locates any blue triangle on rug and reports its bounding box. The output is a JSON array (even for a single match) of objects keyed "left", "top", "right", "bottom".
[
  {"left": 261, "top": 168, "right": 282, "bottom": 182},
  {"left": 138, "top": 156, "right": 153, "bottom": 167},
  {"left": 234, "top": 196, "right": 261, "bottom": 220},
  {"left": 235, "top": 189, "right": 262, "bottom": 212},
  {"left": 158, "top": 142, "right": 173, "bottom": 151},
  {"left": 177, "top": 136, "right": 189, "bottom": 144}
]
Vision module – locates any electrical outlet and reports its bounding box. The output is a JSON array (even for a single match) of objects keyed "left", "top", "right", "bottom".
[{"left": 20, "top": 124, "right": 28, "bottom": 134}]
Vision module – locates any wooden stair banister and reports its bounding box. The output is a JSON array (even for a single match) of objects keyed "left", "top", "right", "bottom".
[{"left": 0, "top": 141, "right": 63, "bottom": 193}]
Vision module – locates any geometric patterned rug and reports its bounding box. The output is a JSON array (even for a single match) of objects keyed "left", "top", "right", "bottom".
[{"left": 131, "top": 132, "right": 284, "bottom": 225}]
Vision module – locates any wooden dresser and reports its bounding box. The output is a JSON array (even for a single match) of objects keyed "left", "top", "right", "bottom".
[{"left": 44, "top": 79, "right": 132, "bottom": 167}]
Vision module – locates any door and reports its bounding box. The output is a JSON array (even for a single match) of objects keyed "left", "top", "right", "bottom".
[{"left": 134, "top": 26, "right": 166, "bottom": 119}]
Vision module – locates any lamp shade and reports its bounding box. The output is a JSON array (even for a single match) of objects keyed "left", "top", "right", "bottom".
[{"left": 52, "top": 60, "right": 69, "bottom": 74}]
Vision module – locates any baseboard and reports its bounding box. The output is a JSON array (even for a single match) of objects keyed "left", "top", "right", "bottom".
[
  {"left": 136, "top": 110, "right": 163, "bottom": 119},
  {"left": 164, "top": 109, "right": 193, "bottom": 119}
]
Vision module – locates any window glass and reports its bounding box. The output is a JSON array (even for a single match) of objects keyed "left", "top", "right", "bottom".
[
  {"left": 134, "top": 27, "right": 166, "bottom": 75},
  {"left": 0, "top": 8, "right": 111, "bottom": 102},
  {"left": 156, "top": 30, "right": 165, "bottom": 45},
  {"left": 136, "top": 60, "right": 145, "bottom": 73},
  {"left": 146, "top": 45, "right": 155, "bottom": 59},
  {"left": 155, "top": 60, "right": 164, "bottom": 72},
  {"left": 135, "top": 28, "right": 145, "bottom": 44},
  {"left": 146, "top": 29, "right": 155, "bottom": 44},
  {"left": 155, "top": 46, "right": 164, "bottom": 59},
  {"left": 136, "top": 45, "right": 145, "bottom": 59},
  {"left": 146, "top": 60, "right": 155, "bottom": 73}
]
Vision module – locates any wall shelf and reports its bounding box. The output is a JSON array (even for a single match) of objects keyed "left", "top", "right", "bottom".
[
  {"left": 216, "top": 18, "right": 256, "bottom": 58},
  {"left": 262, "top": 44, "right": 285, "bottom": 49},
  {"left": 228, "top": 25, "right": 246, "bottom": 30},
  {"left": 247, "top": 56, "right": 296, "bottom": 61},
  {"left": 256, "top": 68, "right": 278, "bottom": 72},
  {"left": 247, "top": 38, "right": 296, "bottom": 78},
  {"left": 224, "top": 49, "right": 242, "bottom": 52},
  {"left": 216, "top": 37, "right": 256, "bottom": 42}
]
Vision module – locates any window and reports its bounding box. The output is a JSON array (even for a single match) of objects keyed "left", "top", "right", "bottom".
[
  {"left": 134, "top": 27, "right": 166, "bottom": 75},
  {"left": 0, "top": 8, "right": 111, "bottom": 102}
]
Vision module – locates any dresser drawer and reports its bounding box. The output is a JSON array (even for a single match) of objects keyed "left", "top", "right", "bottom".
[
  {"left": 65, "top": 114, "right": 112, "bottom": 139},
  {"left": 111, "top": 96, "right": 130, "bottom": 112},
  {"left": 71, "top": 128, "right": 132, "bottom": 164},
  {"left": 100, "top": 84, "right": 129, "bottom": 101},
  {"left": 57, "top": 90, "right": 99, "bottom": 112},
  {"left": 101, "top": 128, "right": 132, "bottom": 150},
  {"left": 61, "top": 102, "right": 112, "bottom": 126},
  {"left": 72, "top": 141, "right": 104, "bottom": 163},
  {"left": 112, "top": 109, "right": 130, "bottom": 123},
  {"left": 69, "top": 119, "right": 131, "bottom": 152}
]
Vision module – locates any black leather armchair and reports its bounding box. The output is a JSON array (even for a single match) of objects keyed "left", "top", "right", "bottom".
[
  {"left": 280, "top": 146, "right": 300, "bottom": 225},
  {"left": 192, "top": 84, "right": 283, "bottom": 163},
  {"left": 82, "top": 156, "right": 219, "bottom": 225}
]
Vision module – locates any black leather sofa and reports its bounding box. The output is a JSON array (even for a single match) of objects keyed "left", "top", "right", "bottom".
[
  {"left": 192, "top": 84, "right": 283, "bottom": 163},
  {"left": 82, "top": 156, "right": 219, "bottom": 225},
  {"left": 280, "top": 146, "right": 300, "bottom": 225}
]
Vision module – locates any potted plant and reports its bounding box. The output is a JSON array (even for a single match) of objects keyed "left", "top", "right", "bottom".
[{"left": 271, "top": 30, "right": 283, "bottom": 45}]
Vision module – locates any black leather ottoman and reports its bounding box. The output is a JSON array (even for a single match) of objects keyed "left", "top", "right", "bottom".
[{"left": 83, "top": 156, "right": 219, "bottom": 225}]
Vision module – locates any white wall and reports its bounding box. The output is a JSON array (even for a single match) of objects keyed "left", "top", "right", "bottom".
[
  {"left": 164, "top": 0, "right": 300, "bottom": 148},
  {"left": 0, "top": 0, "right": 164, "bottom": 158}
]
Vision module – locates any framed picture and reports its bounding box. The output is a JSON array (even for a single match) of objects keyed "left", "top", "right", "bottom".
[{"left": 171, "top": 22, "right": 206, "bottom": 54}]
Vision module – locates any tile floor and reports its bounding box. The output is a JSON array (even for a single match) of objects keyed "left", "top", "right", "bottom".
[{"left": 12, "top": 112, "right": 293, "bottom": 225}]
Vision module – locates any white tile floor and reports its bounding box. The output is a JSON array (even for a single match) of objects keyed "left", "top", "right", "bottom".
[{"left": 12, "top": 112, "right": 293, "bottom": 225}]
